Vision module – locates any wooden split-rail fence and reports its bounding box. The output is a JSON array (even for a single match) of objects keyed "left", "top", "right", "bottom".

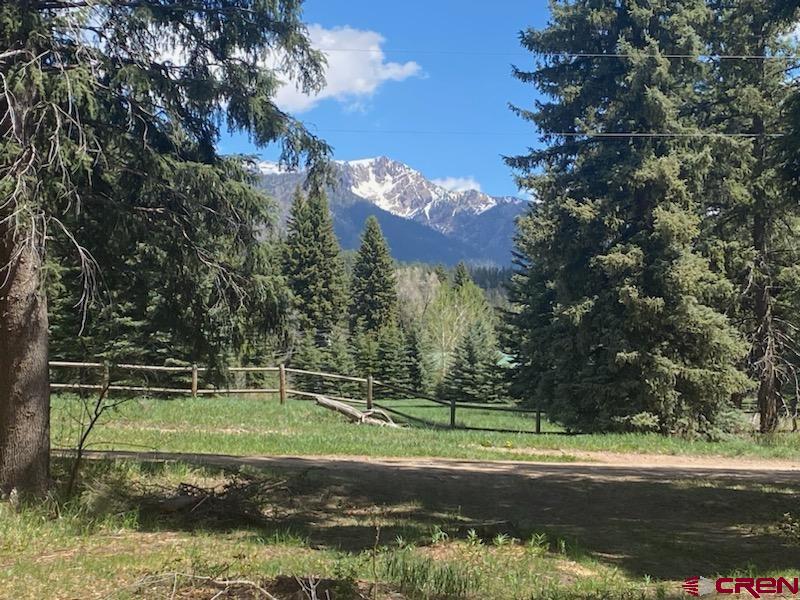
[{"left": 49, "top": 360, "right": 548, "bottom": 435}]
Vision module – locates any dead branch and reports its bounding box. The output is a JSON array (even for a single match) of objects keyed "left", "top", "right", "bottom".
[
  {"left": 313, "top": 395, "right": 400, "bottom": 428},
  {"left": 129, "top": 476, "right": 288, "bottom": 527},
  {"left": 65, "top": 372, "right": 112, "bottom": 497},
  {"left": 132, "top": 572, "right": 279, "bottom": 599}
]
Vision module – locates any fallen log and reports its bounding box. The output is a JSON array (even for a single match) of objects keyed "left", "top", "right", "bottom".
[{"left": 314, "top": 395, "right": 401, "bottom": 428}]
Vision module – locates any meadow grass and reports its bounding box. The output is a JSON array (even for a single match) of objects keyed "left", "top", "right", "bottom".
[
  {"left": 5, "top": 396, "right": 798, "bottom": 599},
  {"left": 51, "top": 393, "right": 800, "bottom": 461},
  {"left": 0, "top": 459, "right": 691, "bottom": 600}
]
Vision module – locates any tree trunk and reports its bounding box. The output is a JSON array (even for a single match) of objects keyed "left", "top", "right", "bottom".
[
  {"left": 753, "top": 213, "right": 779, "bottom": 433},
  {"left": 0, "top": 235, "right": 51, "bottom": 497},
  {"left": 751, "top": 94, "right": 779, "bottom": 434}
]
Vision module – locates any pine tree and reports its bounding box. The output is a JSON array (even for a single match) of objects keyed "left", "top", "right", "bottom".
[
  {"left": 434, "top": 265, "right": 449, "bottom": 283},
  {"left": 321, "top": 326, "right": 359, "bottom": 397},
  {"left": 439, "top": 320, "right": 503, "bottom": 404},
  {"left": 453, "top": 262, "right": 471, "bottom": 289},
  {"left": 506, "top": 0, "right": 749, "bottom": 434},
  {"left": 284, "top": 188, "right": 347, "bottom": 342},
  {"left": 290, "top": 332, "right": 326, "bottom": 394},
  {"left": 350, "top": 217, "right": 399, "bottom": 333},
  {"left": 700, "top": 2, "right": 800, "bottom": 432},
  {"left": 405, "top": 326, "right": 428, "bottom": 393},
  {"left": 0, "top": 0, "right": 328, "bottom": 496},
  {"left": 376, "top": 323, "right": 410, "bottom": 394},
  {"left": 353, "top": 330, "right": 381, "bottom": 377}
]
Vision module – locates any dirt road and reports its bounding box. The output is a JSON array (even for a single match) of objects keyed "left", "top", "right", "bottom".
[
  {"left": 73, "top": 447, "right": 800, "bottom": 480},
  {"left": 72, "top": 450, "right": 800, "bottom": 579}
]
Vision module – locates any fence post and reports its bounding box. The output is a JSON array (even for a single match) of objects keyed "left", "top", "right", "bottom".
[
  {"left": 191, "top": 364, "right": 198, "bottom": 398},
  {"left": 450, "top": 397, "right": 456, "bottom": 429},
  {"left": 279, "top": 364, "right": 287, "bottom": 405},
  {"left": 536, "top": 406, "right": 542, "bottom": 434},
  {"left": 102, "top": 362, "right": 110, "bottom": 391},
  {"left": 366, "top": 375, "right": 373, "bottom": 410}
]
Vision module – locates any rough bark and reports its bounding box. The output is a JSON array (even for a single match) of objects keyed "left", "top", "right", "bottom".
[
  {"left": 750, "top": 42, "right": 780, "bottom": 433},
  {"left": 0, "top": 235, "right": 51, "bottom": 497},
  {"left": 313, "top": 395, "right": 400, "bottom": 427},
  {"left": 753, "top": 212, "right": 779, "bottom": 433}
]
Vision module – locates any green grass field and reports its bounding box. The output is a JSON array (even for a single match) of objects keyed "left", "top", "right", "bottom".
[
  {"left": 0, "top": 460, "right": 675, "bottom": 600},
  {"left": 2, "top": 394, "right": 797, "bottom": 599},
  {"left": 4, "top": 455, "right": 798, "bottom": 600},
  {"left": 51, "top": 393, "right": 800, "bottom": 461}
]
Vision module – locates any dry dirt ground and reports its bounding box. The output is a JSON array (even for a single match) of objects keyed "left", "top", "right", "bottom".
[{"left": 78, "top": 450, "right": 800, "bottom": 581}]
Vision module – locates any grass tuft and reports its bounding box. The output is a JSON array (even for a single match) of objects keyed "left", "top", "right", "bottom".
[{"left": 383, "top": 548, "right": 480, "bottom": 599}]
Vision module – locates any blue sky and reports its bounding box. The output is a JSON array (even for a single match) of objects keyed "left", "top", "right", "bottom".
[{"left": 217, "top": 1, "right": 552, "bottom": 197}]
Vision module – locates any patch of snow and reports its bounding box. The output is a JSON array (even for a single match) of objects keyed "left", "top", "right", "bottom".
[
  {"left": 345, "top": 157, "right": 382, "bottom": 168},
  {"left": 257, "top": 161, "right": 287, "bottom": 175}
]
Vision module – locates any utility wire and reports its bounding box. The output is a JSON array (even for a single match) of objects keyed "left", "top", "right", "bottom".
[
  {"left": 317, "top": 47, "right": 800, "bottom": 61},
  {"left": 547, "top": 132, "right": 785, "bottom": 138},
  {"left": 316, "top": 128, "right": 784, "bottom": 138}
]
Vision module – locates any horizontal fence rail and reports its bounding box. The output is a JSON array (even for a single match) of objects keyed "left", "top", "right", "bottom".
[
  {"left": 52, "top": 383, "right": 192, "bottom": 395},
  {"left": 285, "top": 368, "right": 367, "bottom": 383},
  {"left": 49, "top": 360, "right": 548, "bottom": 434},
  {"left": 370, "top": 378, "right": 546, "bottom": 433}
]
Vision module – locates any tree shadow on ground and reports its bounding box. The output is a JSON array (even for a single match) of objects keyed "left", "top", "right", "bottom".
[{"left": 60, "top": 452, "right": 800, "bottom": 580}]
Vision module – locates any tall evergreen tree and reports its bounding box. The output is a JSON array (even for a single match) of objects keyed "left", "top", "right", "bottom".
[
  {"left": 321, "top": 326, "right": 359, "bottom": 397},
  {"left": 453, "top": 262, "right": 471, "bottom": 289},
  {"left": 506, "top": 0, "right": 749, "bottom": 434},
  {"left": 353, "top": 330, "right": 381, "bottom": 377},
  {"left": 284, "top": 188, "right": 346, "bottom": 342},
  {"left": 405, "top": 326, "right": 428, "bottom": 393},
  {"left": 289, "top": 333, "right": 326, "bottom": 393},
  {"left": 47, "top": 189, "right": 290, "bottom": 377},
  {"left": 350, "top": 216, "right": 398, "bottom": 333},
  {"left": 0, "top": 0, "right": 328, "bottom": 496},
  {"left": 439, "top": 319, "right": 504, "bottom": 404},
  {"left": 701, "top": 2, "right": 800, "bottom": 432},
  {"left": 376, "top": 323, "right": 411, "bottom": 393}
]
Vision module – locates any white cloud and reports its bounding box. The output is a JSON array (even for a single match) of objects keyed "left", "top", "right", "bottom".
[
  {"left": 432, "top": 176, "right": 483, "bottom": 193},
  {"left": 274, "top": 25, "right": 422, "bottom": 113},
  {"left": 145, "top": 24, "right": 420, "bottom": 114}
]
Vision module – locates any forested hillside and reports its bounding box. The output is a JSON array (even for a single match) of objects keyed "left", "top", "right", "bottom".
[{"left": 257, "top": 157, "right": 527, "bottom": 265}]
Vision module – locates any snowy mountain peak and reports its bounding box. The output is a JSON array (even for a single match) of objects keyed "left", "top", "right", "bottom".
[
  {"left": 343, "top": 156, "right": 392, "bottom": 168},
  {"left": 335, "top": 157, "right": 522, "bottom": 232},
  {"left": 256, "top": 155, "right": 529, "bottom": 265},
  {"left": 256, "top": 160, "right": 285, "bottom": 175}
]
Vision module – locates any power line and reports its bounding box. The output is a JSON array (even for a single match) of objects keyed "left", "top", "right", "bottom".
[
  {"left": 317, "top": 47, "right": 800, "bottom": 61},
  {"left": 549, "top": 132, "right": 785, "bottom": 138},
  {"left": 316, "top": 128, "right": 784, "bottom": 138}
]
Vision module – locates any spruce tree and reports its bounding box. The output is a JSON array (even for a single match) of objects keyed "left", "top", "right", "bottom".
[
  {"left": 290, "top": 332, "right": 326, "bottom": 394},
  {"left": 453, "top": 262, "right": 471, "bottom": 289},
  {"left": 405, "top": 326, "right": 428, "bottom": 393},
  {"left": 1, "top": 0, "right": 328, "bottom": 496},
  {"left": 353, "top": 330, "right": 381, "bottom": 377},
  {"left": 439, "top": 320, "right": 503, "bottom": 404},
  {"left": 321, "top": 326, "right": 359, "bottom": 397},
  {"left": 376, "top": 323, "right": 411, "bottom": 394},
  {"left": 506, "top": 0, "right": 749, "bottom": 434},
  {"left": 284, "top": 188, "right": 346, "bottom": 342},
  {"left": 350, "top": 216, "right": 399, "bottom": 333},
  {"left": 701, "top": 2, "right": 800, "bottom": 432}
]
